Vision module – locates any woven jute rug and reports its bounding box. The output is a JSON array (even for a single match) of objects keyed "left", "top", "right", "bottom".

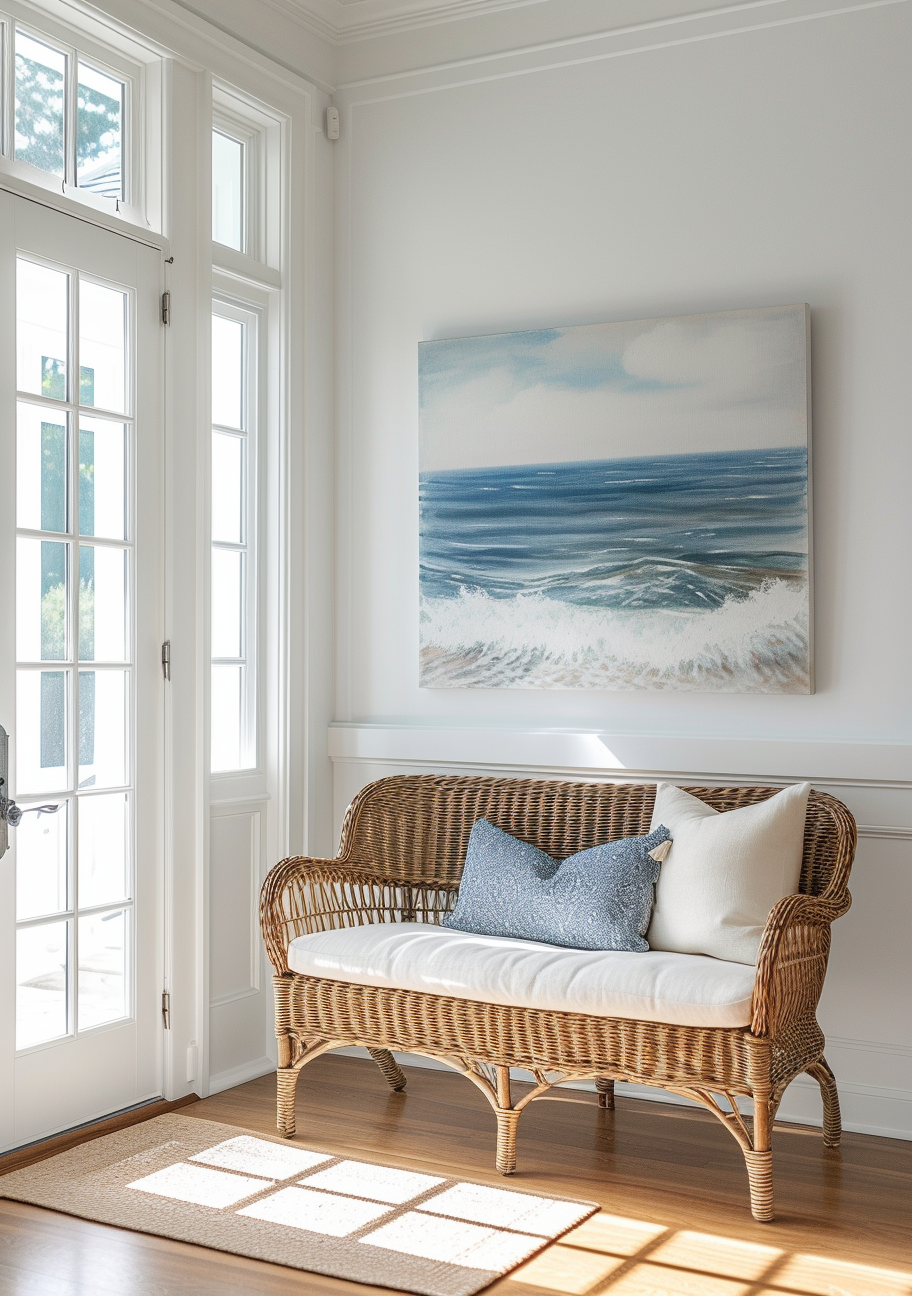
[{"left": 0, "top": 1114, "right": 597, "bottom": 1296}]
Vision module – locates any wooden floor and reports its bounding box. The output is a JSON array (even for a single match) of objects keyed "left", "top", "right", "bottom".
[{"left": 0, "top": 1054, "right": 909, "bottom": 1294}]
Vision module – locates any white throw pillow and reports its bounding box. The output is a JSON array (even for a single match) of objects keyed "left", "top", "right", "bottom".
[{"left": 647, "top": 782, "right": 810, "bottom": 965}]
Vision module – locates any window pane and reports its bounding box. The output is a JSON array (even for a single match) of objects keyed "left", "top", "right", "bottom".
[
  {"left": 212, "top": 432, "right": 243, "bottom": 544},
  {"left": 78, "top": 909, "right": 127, "bottom": 1029},
  {"left": 212, "top": 130, "right": 244, "bottom": 250},
  {"left": 16, "top": 803, "right": 68, "bottom": 920},
  {"left": 77, "top": 64, "right": 123, "bottom": 200},
  {"left": 16, "top": 670, "right": 68, "bottom": 793},
  {"left": 212, "top": 315, "right": 244, "bottom": 429},
  {"left": 79, "top": 281, "right": 127, "bottom": 414},
  {"left": 17, "top": 921, "right": 69, "bottom": 1048},
  {"left": 79, "top": 418, "right": 127, "bottom": 539},
  {"left": 78, "top": 794, "right": 129, "bottom": 908},
  {"left": 15, "top": 32, "right": 65, "bottom": 178},
  {"left": 211, "top": 548, "right": 242, "bottom": 658},
  {"left": 211, "top": 664, "right": 241, "bottom": 772},
  {"left": 78, "top": 669, "right": 127, "bottom": 789},
  {"left": 17, "top": 404, "right": 68, "bottom": 533},
  {"left": 79, "top": 546, "right": 127, "bottom": 662},
  {"left": 17, "top": 537, "right": 68, "bottom": 662},
  {"left": 17, "top": 260, "right": 69, "bottom": 399}
]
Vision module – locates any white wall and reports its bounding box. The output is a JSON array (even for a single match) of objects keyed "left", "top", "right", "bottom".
[{"left": 330, "top": 0, "right": 912, "bottom": 1137}]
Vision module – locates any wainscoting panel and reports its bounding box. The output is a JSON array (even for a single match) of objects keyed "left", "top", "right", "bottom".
[
  {"left": 208, "top": 805, "right": 275, "bottom": 1091},
  {"left": 329, "top": 731, "right": 912, "bottom": 1139}
]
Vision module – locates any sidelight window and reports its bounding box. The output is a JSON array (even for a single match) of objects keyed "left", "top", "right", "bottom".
[{"left": 210, "top": 301, "right": 259, "bottom": 773}]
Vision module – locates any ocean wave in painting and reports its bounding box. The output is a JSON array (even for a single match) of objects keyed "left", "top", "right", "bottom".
[
  {"left": 419, "top": 580, "right": 809, "bottom": 692},
  {"left": 419, "top": 448, "right": 810, "bottom": 692}
]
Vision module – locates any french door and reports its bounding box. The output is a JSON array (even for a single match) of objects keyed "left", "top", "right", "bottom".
[{"left": 0, "top": 193, "right": 163, "bottom": 1150}]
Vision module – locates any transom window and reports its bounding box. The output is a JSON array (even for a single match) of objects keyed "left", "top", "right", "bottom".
[
  {"left": 0, "top": 10, "right": 152, "bottom": 216},
  {"left": 212, "top": 128, "right": 245, "bottom": 252}
]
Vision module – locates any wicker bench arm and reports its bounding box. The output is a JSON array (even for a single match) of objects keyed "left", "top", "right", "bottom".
[
  {"left": 259, "top": 856, "right": 458, "bottom": 974},
  {"left": 750, "top": 891, "right": 849, "bottom": 1037}
]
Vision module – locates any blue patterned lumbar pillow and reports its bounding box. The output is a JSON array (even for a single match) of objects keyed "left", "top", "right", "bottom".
[{"left": 442, "top": 818, "right": 672, "bottom": 952}]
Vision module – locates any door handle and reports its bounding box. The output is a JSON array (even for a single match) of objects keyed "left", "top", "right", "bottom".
[
  {"left": 1, "top": 786, "right": 60, "bottom": 827},
  {"left": 0, "top": 725, "right": 60, "bottom": 858}
]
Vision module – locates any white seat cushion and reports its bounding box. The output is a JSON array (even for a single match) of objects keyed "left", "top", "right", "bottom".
[{"left": 287, "top": 922, "right": 756, "bottom": 1029}]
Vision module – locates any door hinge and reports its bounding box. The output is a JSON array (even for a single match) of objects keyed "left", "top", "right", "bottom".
[
  {"left": 161, "top": 640, "right": 171, "bottom": 681},
  {"left": 162, "top": 991, "right": 171, "bottom": 1029},
  {"left": 161, "top": 291, "right": 171, "bottom": 325}
]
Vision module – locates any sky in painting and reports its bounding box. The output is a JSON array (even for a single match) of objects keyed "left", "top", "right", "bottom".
[{"left": 419, "top": 305, "right": 808, "bottom": 472}]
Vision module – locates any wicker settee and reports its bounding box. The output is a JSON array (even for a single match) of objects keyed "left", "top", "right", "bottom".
[{"left": 259, "top": 775, "right": 856, "bottom": 1222}]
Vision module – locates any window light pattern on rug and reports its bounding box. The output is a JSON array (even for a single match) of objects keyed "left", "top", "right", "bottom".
[{"left": 126, "top": 1133, "right": 593, "bottom": 1276}]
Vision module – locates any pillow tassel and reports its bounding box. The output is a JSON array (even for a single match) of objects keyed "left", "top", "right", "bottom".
[{"left": 648, "top": 839, "right": 673, "bottom": 863}]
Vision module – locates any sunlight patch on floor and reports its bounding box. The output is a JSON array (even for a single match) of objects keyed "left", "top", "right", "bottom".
[
  {"left": 650, "top": 1231, "right": 782, "bottom": 1280},
  {"left": 506, "top": 1244, "right": 627, "bottom": 1293},
  {"left": 506, "top": 1211, "right": 912, "bottom": 1296},
  {"left": 770, "top": 1254, "right": 912, "bottom": 1295},
  {"left": 552, "top": 1212, "right": 668, "bottom": 1256}
]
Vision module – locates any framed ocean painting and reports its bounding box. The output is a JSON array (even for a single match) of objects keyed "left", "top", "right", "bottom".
[{"left": 418, "top": 305, "right": 812, "bottom": 692}]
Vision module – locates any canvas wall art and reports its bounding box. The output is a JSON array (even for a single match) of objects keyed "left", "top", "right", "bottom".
[{"left": 418, "top": 305, "right": 811, "bottom": 692}]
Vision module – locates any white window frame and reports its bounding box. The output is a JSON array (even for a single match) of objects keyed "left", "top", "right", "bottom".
[
  {"left": 210, "top": 289, "right": 264, "bottom": 779},
  {"left": 207, "top": 82, "right": 283, "bottom": 816},
  {"left": 0, "top": 0, "right": 157, "bottom": 230},
  {"left": 212, "top": 83, "right": 282, "bottom": 275},
  {"left": 212, "top": 107, "right": 260, "bottom": 261}
]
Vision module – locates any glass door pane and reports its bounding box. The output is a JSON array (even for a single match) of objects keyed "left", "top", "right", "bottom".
[
  {"left": 16, "top": 261, "right": 69, "bottom": 399},
  {"left": 14, "top": 248, "right": 134, "bottom": 1055}
]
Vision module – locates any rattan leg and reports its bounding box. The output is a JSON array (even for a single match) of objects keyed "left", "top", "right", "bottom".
[
  {"left": 276, "top": 1065, "right": 300, "bottom": 1138},
  {"left": 744, "top": 1149, "right": 774, "bottom": 1222},
  {"left": 368, "top": 1047, "right": 408, "bottom": 1092},
  {"left": 745, "top": 1089, "right": 774, "bottom": 1222},
  {"left": 495, "top": 1108, "right": 521, "bottom": 1175},
  {"left": 807, "top": 1056, "right": 841, "bottom": 1147},
  {"left": 596, "top": 1077, "right": 615, "bottom": 1110}
]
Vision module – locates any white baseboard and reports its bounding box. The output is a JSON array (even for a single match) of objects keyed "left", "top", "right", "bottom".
[{"left": 208, "top": 1056, "right": 275, "bottom": 1096}]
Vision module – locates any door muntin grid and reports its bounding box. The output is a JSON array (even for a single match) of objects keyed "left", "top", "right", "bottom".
[{"left": 14, "top": 253, "right": 134, "bottom": 1052}]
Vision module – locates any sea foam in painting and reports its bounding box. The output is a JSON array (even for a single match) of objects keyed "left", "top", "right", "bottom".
[{"left": 419, "top": 306, "right": 811, "bottom": 692}]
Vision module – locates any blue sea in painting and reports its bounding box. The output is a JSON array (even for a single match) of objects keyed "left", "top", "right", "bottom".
[{"left": 419, "top": 447, "right": 810, "bottom": 691}]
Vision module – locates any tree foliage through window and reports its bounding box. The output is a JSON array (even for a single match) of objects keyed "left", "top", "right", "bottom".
[{"left": 14, "top": 35, "right": 124, "bottom": 199}]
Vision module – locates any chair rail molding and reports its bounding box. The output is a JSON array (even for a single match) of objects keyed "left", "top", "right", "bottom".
[{"left": 328, "top": 723, "right": 912, "bottom": 792}]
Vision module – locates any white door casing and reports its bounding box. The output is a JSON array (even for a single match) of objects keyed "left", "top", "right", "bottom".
[{"left": 0, "top": 191, "right": 163, "bottom": 1150}]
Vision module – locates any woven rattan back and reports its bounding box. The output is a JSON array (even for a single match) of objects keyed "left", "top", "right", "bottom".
[{"left": 339, "top": 775, "right": 855, "bottom": 903}]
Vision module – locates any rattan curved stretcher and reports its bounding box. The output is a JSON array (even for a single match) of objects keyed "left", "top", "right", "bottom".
[{"left": 259, "top": 776, "right": 856, "bottom": 1222}]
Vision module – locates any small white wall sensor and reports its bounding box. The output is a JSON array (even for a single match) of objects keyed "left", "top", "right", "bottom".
[{"left": 326, "top": 106, "right": 340, "bottom": 140}]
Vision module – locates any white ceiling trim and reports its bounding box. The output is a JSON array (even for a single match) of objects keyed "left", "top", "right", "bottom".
[{"left": 263, "top": 0, "right": 549, "bottom": 43}]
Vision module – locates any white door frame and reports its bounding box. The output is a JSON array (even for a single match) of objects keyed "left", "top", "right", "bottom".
[{"left": 0, "top": 191, "right": 164, "bottom": 1150}]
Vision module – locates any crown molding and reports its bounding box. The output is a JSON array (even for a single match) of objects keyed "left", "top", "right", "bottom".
[
  {"left": 270, "top": 0, "right": 800, "bottom": 47},
  {"left": 263, "top": 0, "right": 548, "bottom": 43}
]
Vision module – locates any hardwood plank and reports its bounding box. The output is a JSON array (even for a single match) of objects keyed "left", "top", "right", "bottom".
[
  {"left": 0, "top": 1055, "right": 909, "bottom": 1296},
  {"left": 0, "top": 1093, "right": 200, "bottom": 1176}
]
